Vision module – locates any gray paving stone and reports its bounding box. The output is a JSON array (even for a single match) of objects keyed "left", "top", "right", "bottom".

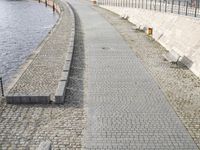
[{"left": 67, "top": 0, "right": 198, "bottom": 149}]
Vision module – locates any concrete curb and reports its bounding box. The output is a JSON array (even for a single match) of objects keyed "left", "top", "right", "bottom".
[
  {"left": 55, "top": 2, "right": 75, "bottom": 104},
  {"left": 6, "top": 95, "right": 50, "bottom": 104}
]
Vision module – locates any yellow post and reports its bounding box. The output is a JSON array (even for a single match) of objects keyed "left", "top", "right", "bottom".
[{"left": 147, "top": 28, "right": 153, "bottom": 36}]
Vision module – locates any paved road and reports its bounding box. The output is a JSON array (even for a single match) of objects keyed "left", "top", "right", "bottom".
[{"left": 67, "top": 0, "right": 198, "bottom": 149}]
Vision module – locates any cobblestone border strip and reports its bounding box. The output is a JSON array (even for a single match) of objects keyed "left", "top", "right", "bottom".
[
  {"left": 5, "top": 0, "right": 65, "bottom": 104},
  {"left": 55, "top": 2, "right": 75, "bottom": 104}
]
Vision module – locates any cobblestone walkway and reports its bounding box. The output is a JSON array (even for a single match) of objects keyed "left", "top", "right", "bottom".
[
  {"left": 7, "top": 1, "right": 72, "bottom": 99},
  {"left": 0, "top": 1, "right": 85, "bottom": 149},
  {"left": 67, "top": 0, "right": 198, "bottom": 149},
  {"left": 94, "top": 5, "right": 200, "bottom": 148}
]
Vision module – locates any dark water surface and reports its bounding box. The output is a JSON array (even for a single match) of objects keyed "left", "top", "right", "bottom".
[{"left": 0, "top": 0, "right": 58, "bottom": 86}]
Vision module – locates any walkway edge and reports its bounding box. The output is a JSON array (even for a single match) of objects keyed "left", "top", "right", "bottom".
[{"left": 55, "top": 1, "right": 76, "bottom": 104}]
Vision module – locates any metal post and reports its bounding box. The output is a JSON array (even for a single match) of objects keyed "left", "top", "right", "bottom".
[
  {"left": 135, "top": 0, "right": 137, "bottom": 8},
  {"left": 146, "top": 0, "right": 148, "bottom": 9},
  {"left": 45, "top": 0, "right": 47, "bottom": 7},
  {"left": 0, "top": 77, "right": 4, "bottom": 97},
  {"left": 159, "top": 0, "right": 161, "bottom": 11},
  {"left": 165, "top": 0, "right": 167, "bottom": 12},
  {"left": 155, "top": 0, "right": 157, "bottom": 10},
  {"left": 178, "top": 0, "right": 180, "bottom": 14},
  {"left": 194, "top": 0, "right": 197, "bottom": 17},
  {"left": 171, "top": 0, "right": 174, "bottom": 13},
  {"left": 142, "top": 0, "right": 144, "bottom": 8},
  {"left": 150, "top": 0, "right": 152, "bottom": 9},
  {"left": 53, "top": 1, "right": 55, "bottom": 12},
  {"left": 186, "top": 1, "right": 188, "bottom": 15}
]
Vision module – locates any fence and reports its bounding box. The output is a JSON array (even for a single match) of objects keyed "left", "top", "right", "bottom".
[{"left": 98, "top": 0, "right": 200, "bottom": 17}]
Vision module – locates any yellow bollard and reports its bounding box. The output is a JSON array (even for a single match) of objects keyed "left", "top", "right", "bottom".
[{"left": 147, "top": 28, "right": 153, "bottom": 36}]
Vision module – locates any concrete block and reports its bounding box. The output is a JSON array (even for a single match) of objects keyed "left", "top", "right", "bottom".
[
  {"left": 163, "top": 50, "right": 181, "bottom": 63},
  {"left": 55, "top": 81, "right": 66, "bottom": 104},
  {"left": 6, "top": 96, "right": 14, "bottom": 104},
  {"left": 6, "top": 95, "right": 50, "bottom": 104},
  {"left": 180, "top": 56, "right": 193, "bottom": 68},
  {"left": 63, "top": 61, "right": 71, "bottom": 72},
  {"left": 60, "top": 71, "right": 69, "bottom": 81}
]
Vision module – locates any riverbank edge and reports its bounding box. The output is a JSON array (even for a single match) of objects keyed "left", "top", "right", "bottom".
[
  {"left": 5, "top": 0, "right": 76, "bottom": 104},
  {"left": 5, "top": 0, "right": 61, "bottom": 96}
]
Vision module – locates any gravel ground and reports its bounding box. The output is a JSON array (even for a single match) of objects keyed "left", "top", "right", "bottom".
[{"left": 94, "top": 6, "right": 200, "bottom": 148}]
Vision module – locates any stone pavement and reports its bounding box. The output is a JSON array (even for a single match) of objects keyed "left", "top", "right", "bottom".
[
  {"left": 94, "top": 5, "right": 200, "bottom": 148},
  {"left": 67, "top": 0, "right": 198, "bottom": 149},
  {"left": 6, "top": 0, "right": 73, "bottom": 103},
  {"left": 0, "top": 1, "right": 85, "bottom": 148}
]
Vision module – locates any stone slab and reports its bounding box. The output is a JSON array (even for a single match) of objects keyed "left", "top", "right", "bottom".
[
  {"left": 55, "top": 80, "right": 66, "bottom": 104},
  {"left": 6, "top": 95, "right": 50, "bottom": 104}
]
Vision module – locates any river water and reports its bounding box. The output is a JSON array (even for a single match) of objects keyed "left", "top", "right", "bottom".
[{"left": 0, "top": 0, "right": 58, "bottom": 86}]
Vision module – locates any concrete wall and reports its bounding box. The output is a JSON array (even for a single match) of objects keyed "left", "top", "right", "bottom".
[{"left": 100, "top": 6, "right": 200, "bottom": 77}]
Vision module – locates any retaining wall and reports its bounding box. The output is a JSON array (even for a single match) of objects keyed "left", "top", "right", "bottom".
[{"left": 100, "top": 5, "right": 200, "bottom": 77}]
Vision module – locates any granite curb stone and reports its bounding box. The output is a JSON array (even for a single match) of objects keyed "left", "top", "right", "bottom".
[{"left": 55, "top": 1, "right": 76, "bottom": 104}]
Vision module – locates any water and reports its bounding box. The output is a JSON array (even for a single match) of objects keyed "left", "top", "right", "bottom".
[{"left": 0, "top": 0, "right": 58, "bottom": 86}]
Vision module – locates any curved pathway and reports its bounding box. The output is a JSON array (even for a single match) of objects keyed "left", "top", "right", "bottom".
[{"left": 67, "top": 0, "right": 198, "bottom": 149}]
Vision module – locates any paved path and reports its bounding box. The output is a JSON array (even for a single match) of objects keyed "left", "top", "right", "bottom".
[
  {"left": 67, "top": 0, "right": 198, "bottom": 149},
  {"left": 94, "top": 5, "right": 200, "bottom": 148},
  {"left": 0, "top": 1, "right": 84, "bottom": 149}
]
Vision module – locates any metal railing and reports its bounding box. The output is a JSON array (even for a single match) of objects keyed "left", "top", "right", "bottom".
[{"left": 98, "top": 0, "right": 200, "bottom": 17}]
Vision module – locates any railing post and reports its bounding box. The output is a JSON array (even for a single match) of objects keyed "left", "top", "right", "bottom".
[
  {"left": 146, "top": 0, "right": 148, "bottom": 9},
  {"left": 0, "top": 77, "right": 4, "bottom": 97},
  {"left": 142, "top": 0, "right": 144, "bottom": 8},
  {"left": 159, "top": 0, "right": 161, "bottom": 11},
  {"left": 135, "top": 0, "right": 137, "bottom": 8},
  {"left": 53, "top": 1, "right": 55, "bottom": 12},
  {"left": 186, "top": 1, "right": 188, "bottom": 15},
  {"left": 165, "top": 0, "right": 167, "bottom": 12},
  {"left": 45, "top": 0, "right": 47, "bottom": 7},
  {"left": 178, "top": 0, "right": 180, "bottom": 14},
  {"left": 138, "top": 0, "right": 140, "bottom": 8},
  {"left": 171, "top": 0, "right": 174, "bottom": 13},
  {"left": 150, "top": 0, "right": 152, "bottom": 9},
  {"left": 194, "top": 0, "right": 197, "bottom": 17},
  {"left": 155, "top": 0, "right": 157, "bottom": 10}
]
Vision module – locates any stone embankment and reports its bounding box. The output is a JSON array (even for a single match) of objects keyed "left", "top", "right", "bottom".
[{"left": 5, "top": 0, "right": 75, "bottom": 104}]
